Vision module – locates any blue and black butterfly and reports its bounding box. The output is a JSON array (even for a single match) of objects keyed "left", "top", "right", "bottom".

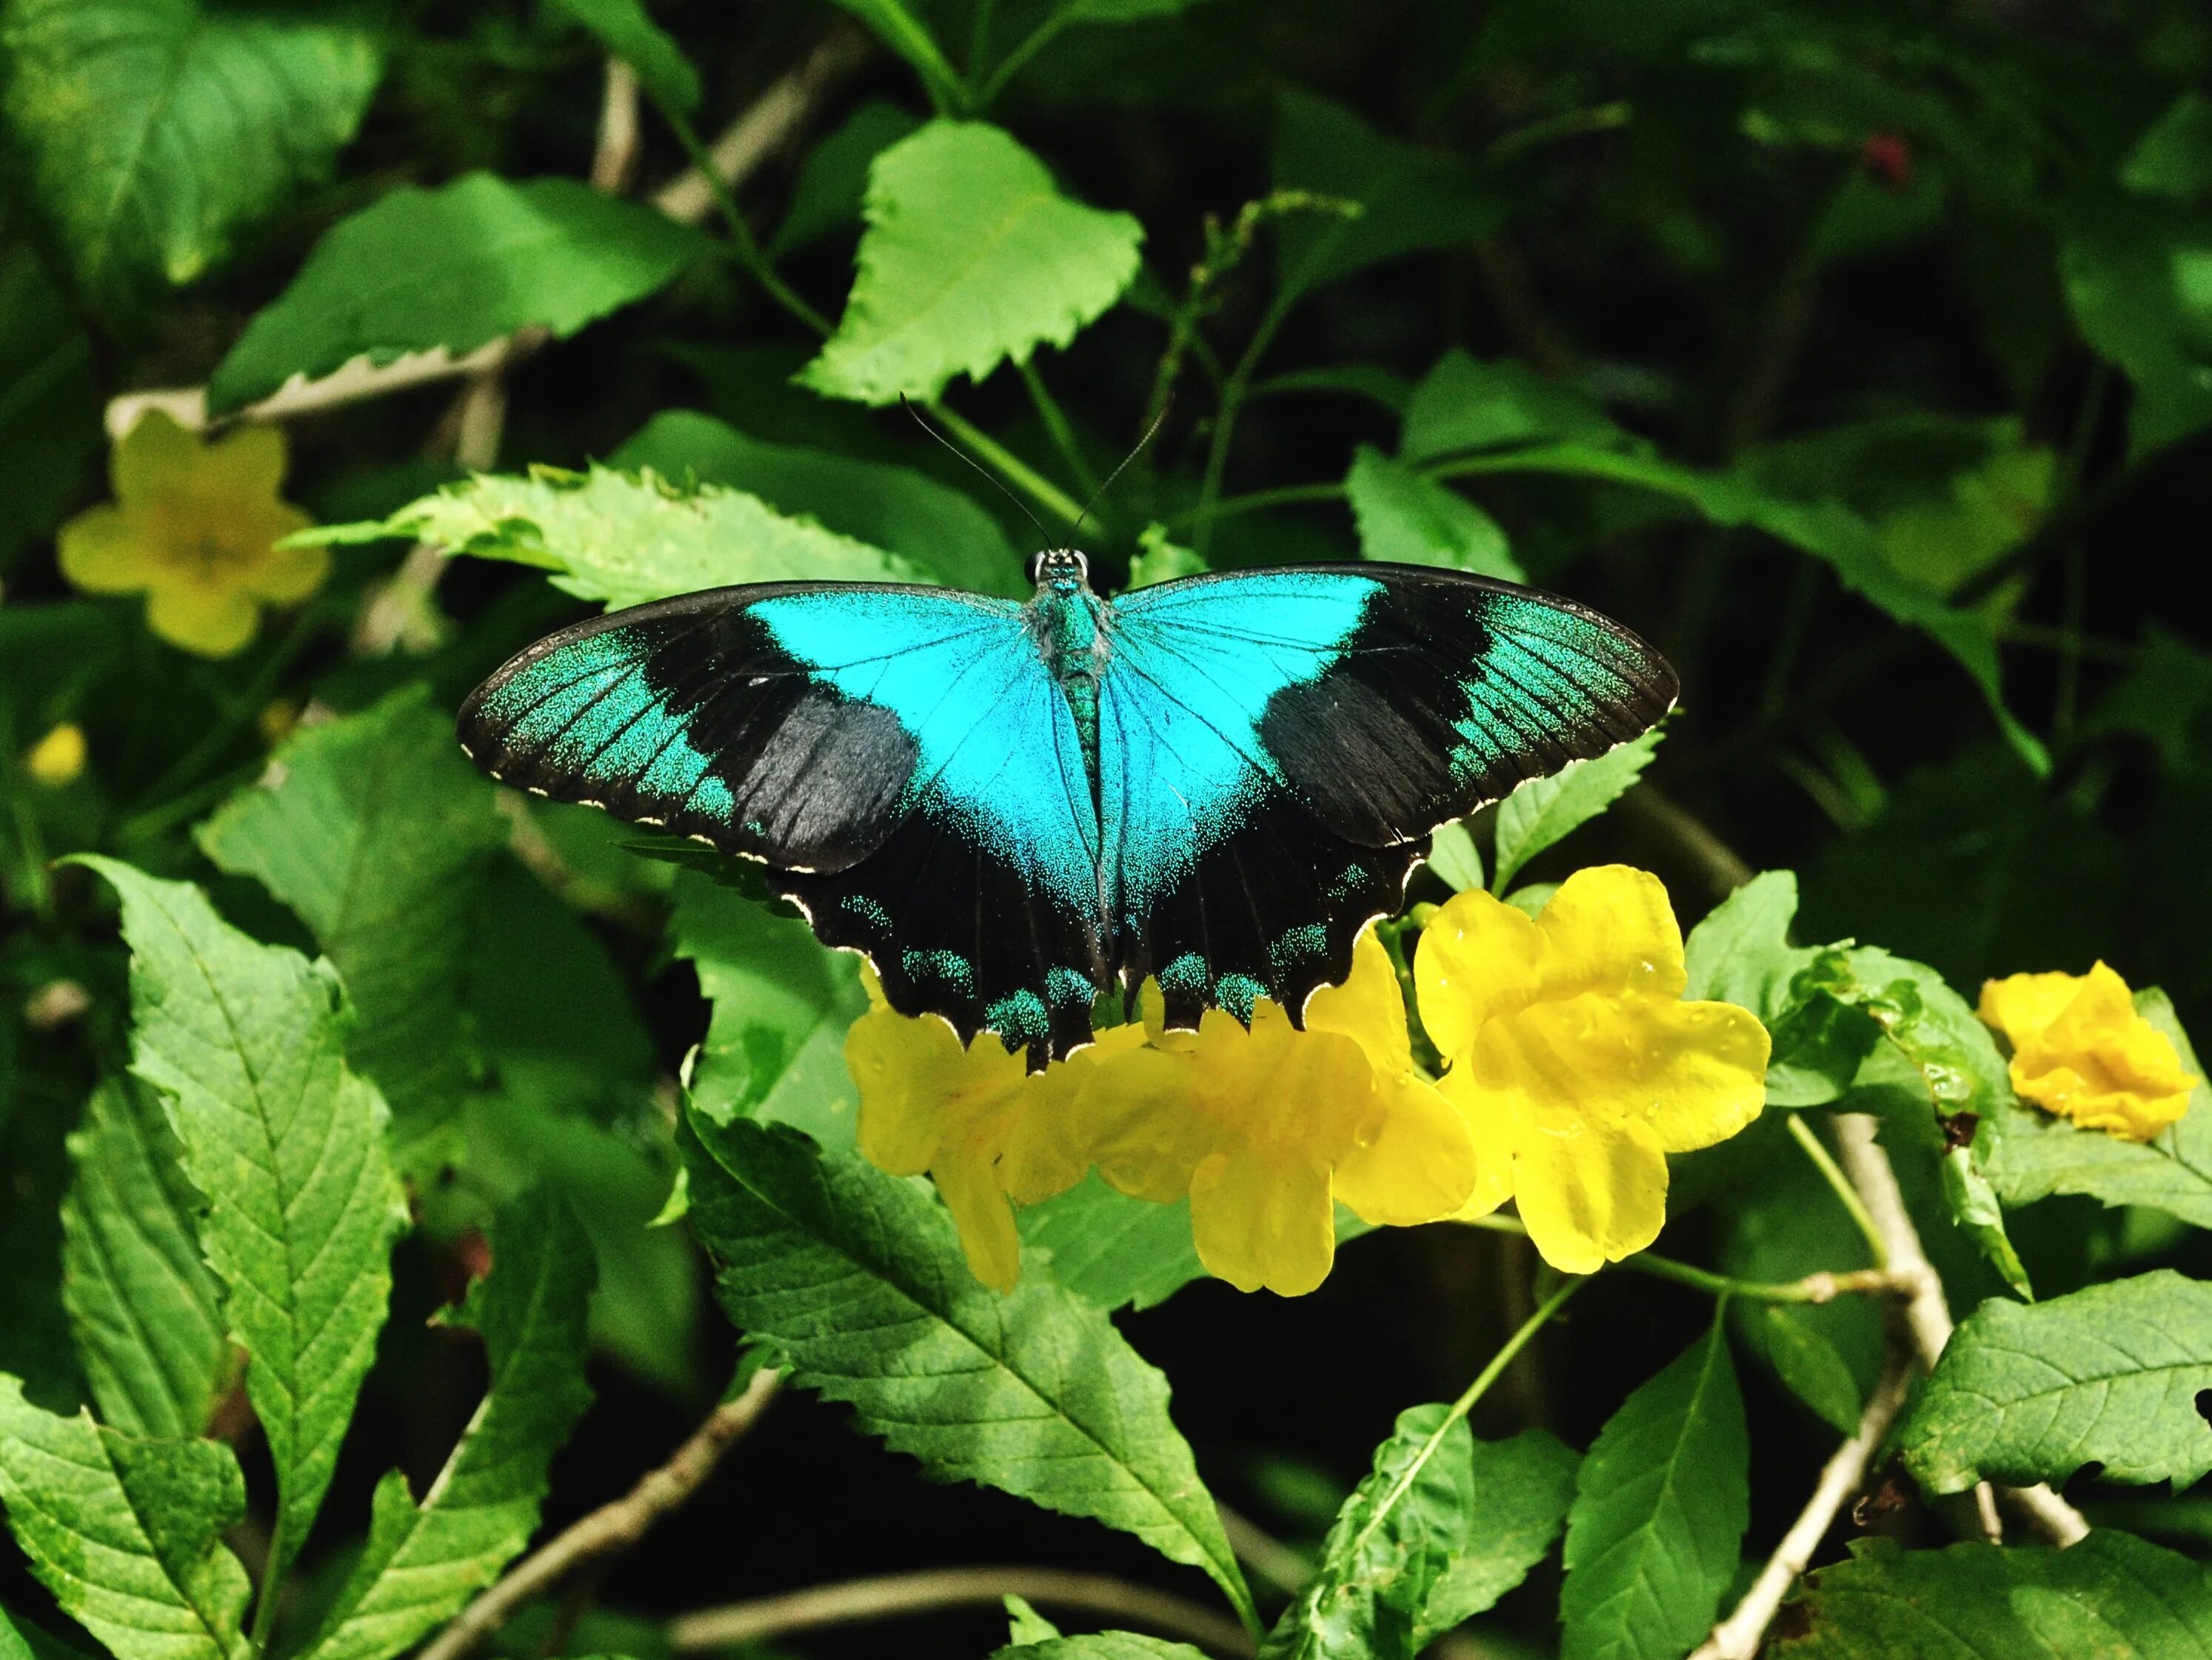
[{"left": 458, "top": 553, "right": 1675, "bottom": 1063}]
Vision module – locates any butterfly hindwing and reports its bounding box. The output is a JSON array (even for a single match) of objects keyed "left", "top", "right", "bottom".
[
  {"left": 1102, "top": 562, "right": 1675, "bottom": 1024},
  {"left": 459, "top": 583, "right": 1106, "bottom": 1056}
]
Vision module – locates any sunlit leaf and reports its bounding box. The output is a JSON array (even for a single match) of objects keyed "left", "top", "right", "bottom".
[
  {"left": 769, "top": 99, "right": 923, "bottom": 258},
  {"left": 546, "top": 0, "right": 700, "bottom": 116},
  {"left": 1489, "top": 726, "right": 1663, "bottom": 893},
  {"left": 1345, "top": 446, "right": 1523, "bottom": 581}
]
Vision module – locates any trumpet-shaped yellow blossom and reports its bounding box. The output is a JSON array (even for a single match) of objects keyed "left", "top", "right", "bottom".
[
  {"left": 1978, "top": 963, "right": 2197, "bottom": 1141},
  {"left": 59, "top": 412, "right": 322, "bottom": 658},
  {"left": 25, "top": 724, "right": 87, "bottom": 787},
  {"left": 1416, "top": 865, "right": 1768, "bottom": 1276},
  {"left": 1074, "top": 930, "right": 1479, "bottom": 1296}
]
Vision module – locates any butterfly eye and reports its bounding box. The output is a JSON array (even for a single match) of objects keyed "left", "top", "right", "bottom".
[{"left": 1025, "top": 552, "right": 1046, "bottom": 586}]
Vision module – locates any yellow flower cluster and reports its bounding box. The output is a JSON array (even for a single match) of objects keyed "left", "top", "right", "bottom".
[
  {"left": 1979, "top": 963, "right": 2198, "bottom": 1141},
  {"left": 59, "top": 411, "right": 324, "bottom": 658},
  {"left": 846, "top": 864, "right": 1771, "bottom": 1295}
]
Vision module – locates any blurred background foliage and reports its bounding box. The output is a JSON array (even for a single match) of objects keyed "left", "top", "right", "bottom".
[{"left": 4, "top": 0, "right": 2212, "bottom": 1653}]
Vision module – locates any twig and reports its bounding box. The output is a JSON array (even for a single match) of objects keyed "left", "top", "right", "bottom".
[
  {"left": 1831, "top": 1115, "right": 2088, "bottom": 1547},
  {"left": 417, "top": 1369, "right": 782, "bottom": 1660},
  {"left": 664, "top": 1565, "right": 1254, "bottom": 1657},
  {"left": 1689, "top": 1352, "right": 1914, "bottom": 1660},
  {"left": 1215, "top": 1504, "right": 1312, "bottom": 1597},
  {"left": 107, "top": 28, "right": 869, "bottom": 439},
  {"left": 590, "top": 59, "right": 644, "bottom": 194}
]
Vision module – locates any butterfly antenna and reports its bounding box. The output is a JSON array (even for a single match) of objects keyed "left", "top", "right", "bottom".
[
  {"left": 900, "top": 394, "right": 1052, "bottom": 546},
  {"left": 1073, "top": 396, "right": 1171, "bottom": 539}
]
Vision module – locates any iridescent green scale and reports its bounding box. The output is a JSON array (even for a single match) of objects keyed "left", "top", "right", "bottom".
[{"left": 459, "top": 558, "right": 1675, "bottom": 1061}]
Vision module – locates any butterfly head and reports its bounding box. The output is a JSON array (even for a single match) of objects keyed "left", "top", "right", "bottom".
[{"left": 1026, "top": 548, "right": 1091, "bottom": 595}]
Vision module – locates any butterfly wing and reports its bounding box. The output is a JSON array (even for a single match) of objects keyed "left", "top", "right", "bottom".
[
  {"left": 459, "top": 584, "right": 1106, "bottom": 1056},
  {"left": 1101, "top": 563, "right": 1675, "bottom": 1027}
]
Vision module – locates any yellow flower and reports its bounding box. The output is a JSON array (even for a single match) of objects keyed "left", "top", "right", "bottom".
[
  {"left": 1073, "top": 930, "right": 1479, "bottom": 1296},
  {"left": 59, "top": 411, "right": 322, "bottom": 657},
  {"left": 1416, "top": 865, "right": 1769, "bottom": 1276},
  {"left": 844, "top": 968, "right": 1140, "bottom": 1291},
  {"left": 1977, "top": 963, "right": 2197, "bottom": 1141},
  {"left": 24, "top": 723, "right": 87, "bottom": 787}
]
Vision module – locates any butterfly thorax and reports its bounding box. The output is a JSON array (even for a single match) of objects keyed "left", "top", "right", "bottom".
[{"left": 1026, "top": 550, "right": 1110, "bottom": 824}]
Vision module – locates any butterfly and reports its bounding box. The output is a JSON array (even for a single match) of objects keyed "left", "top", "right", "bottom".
[{"left": 458, "top": 553, "right": 1675, "bottom": 1064}]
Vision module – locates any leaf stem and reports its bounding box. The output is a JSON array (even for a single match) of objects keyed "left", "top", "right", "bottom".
[
  {"left": 1018, "top": 358, "right": 1100, "bottom": 501},
  {"left": 655, "top": 102, "right": 832, "bottom": 336},
  {"left": 1453, "top": 1215, "right": 1914, "bottom": 1304},
  {"left": 1164, "top": 480, "right": 1346, "bottom": 532},
  {"left": 977, "top": 13, "right": 1075, "bottom": 106},
  {"left": 1786, "top": 1114, "right": 1890, "bottom": 1270},
  {"left": 927, "top": 402, "right": 1086, "bottom": 529},
  {"left": 865, "top": 0, "right": 970, "bottom": 115},
  {"left": 1192, "top": 299, "right": 1292, "bottom": 556}
]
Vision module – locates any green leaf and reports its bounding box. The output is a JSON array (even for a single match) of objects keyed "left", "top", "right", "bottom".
[
  {"left": 75, "top": 859, "right": 409, "bottom": 1593},
  {"left": 313, "top": 464, "right": 926, "bottom": 612},
  {"left": 2059, "top": 199, "right": 2212, "bottom": 461},
  {"left": 2124, "top": 93, "right": 2212, "bottom": 200},
  {"left": 769, "top": 99, "right": 924, "bottom": 258},
  {"left": 681, "top": 1113, "right": 1256, "bottom": 1633},
  {"left": 1126, "top": 524, "right": 1209, "bottom": 589},
  {"left": 209, "top": 175, "right": 709, "bottom": 413},
  {"left": 545, "top": 0, "right": 700, "bottom": 116},
  {"left": 0, "top": 0, "right": 379, "bottom": 307},
  {"left": 994, "top": 1639, "right": 1209, "bottom": 1660},
  {"left": 1985, "top": 989, "right": 2212, "bottom": 1230},
  {"left": 1423, "top": 1429, "right": 1579, "bottom": 1633},
  {"left": 198, "top": 687, "right": 506, "bottom": 1148},
  {"left": 1489, "top": 726, "right": 1663, "bottom": 893},
  {"left": 1271, "top": 91, "right": 1503, "bottom": 307},
  {"left": 1017, "top": 1177, "right": 1208, "bottom": 1313},
  {"left": 1900, "top": 1270, "right": 2212, "bottom": 1493},
  {"left": 1399, "top": 350, "right": 1626, "bottom": 465},
  {"left": 0, "top": 1375, "right": 250, "bottom": 1660},
  {"left": 59, "top": 1077, "right": 227, "bottom": 1441},
  {"left": 1440, "top": 444, "right": 2047, "bottom": 772},
  {"left": 1682, "top": 871, "right": 1815, "bottom": 1016},
  {"left": 1344, "top": 446, "right": 1523, "bottom": 581},
  {"left": 610, "top": 409, "right": 1021, "bottom": 595},
  {"left": 300, "top": 1191, "right": 595, "bottom": 1660},
  {"left": 822, "top": 1, "right": 965, "bottom": 111},
  {"left": 1423, "top": 823, "right": 1484, "bottom": 893},
  {"left": 1003, "top": 1596, "right": 1063, "bottom": 1645},
  {"left": 799, "top": 121, "right": 1144, "bottom": 405},
  {"left": 1774, "top": 1531, "right": 2212, "bottom": 1659},
  {"left": 1560, "top": 1318, "right": 1749, "bottom": 1660},
  {"left": 669, "top": 873, "right": 868, "bottom": 1144},
  {"left": 1745, "top": 1306, "right": 1862, "bottom": 1437}
]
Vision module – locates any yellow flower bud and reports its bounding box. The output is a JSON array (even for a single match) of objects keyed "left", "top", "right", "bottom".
[
  {"left": 25, "top": 723, "right": 87, "bottom": 787},
  {"left": 1978, "top": 963, "right": 2197, "bottom": 1141}
]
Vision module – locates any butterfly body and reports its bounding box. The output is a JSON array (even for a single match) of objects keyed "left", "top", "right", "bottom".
[{"left": 460, "top": 554, "right": 1675, "bottom": 1063}]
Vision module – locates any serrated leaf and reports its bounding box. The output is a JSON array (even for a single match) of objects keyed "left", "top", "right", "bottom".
[
  {"left": 310, "top": 464, "right": 926, "bottom": 613},
  {"left": 1345, "top": 446, "right": 1523, "bottom": 581},
  {"left": 995, "top": 1639, "right": 1209, "bottom": 1660},
  {"left": 1774, "top": 1531, "right": 2212, "bottom": 1659},
  {"left": 1271, "top": 91, "right": 1503, "bottom": 307},
  {"left": 769, "top": 99, "right": 923, "bottom": 258},
  {"left": 75, "top": 859, "right": 409, "bottom": 1593},
  {"left": 610, "top": 409, "right": 1021, "bottom": 595},
  {"left": 198, "top": 687, "right": 506, "bottom": 1148},
  {"left": 301, "top": 1190, "right": 595, "bottom": 1660},
  {"left": 0, "top": 1375, "right": 250, "bottom": 1660},
  {"left": 1399, "top": 350, "right": 1627, "bottom": 465},
  {"left": 1003, "top": 1596, "right": 1063, "bottom": 1645},
  {"left": 669, "top": 873, "right": 867, "bottom": 1144},
  {"left": 1560, "top": 1318, "right": 1748, "bottom": 1660},
  {"left": 1744, "top": 1307, "right": 1862, "bottom": 1436},
  {"left": 209, "top": 175, "right": 709, "bottom": 413},
  {"left": 0, "top": 0, "right": 379, "bottom": 308},
  {"left": 1984, "top": 990, "right": 2212, "bottom": 1230},
  {"left": 1264, "top": 1410, "right": 1575, "bottom": 1660},
  {"left": 1489, "top": 727, "right": 1663, "bottom": 893},
  {"left": 1017, "top": 1177, "right": 1207, "bottom": 1313},
  {"left": 680, "top": 1113, "right": 1256, "bottom": 1632},
  {"left": 1900, "top": 1270, "right": 2212, "bottom": 1493},
  {"left": 800, "top": 121, "right": 1143, "bottom": 404},
  {"left": 545, "top": 0, "right": 699, "bottom": 116},
  {"left": 60, "top": 1077, "right": 227, "bottom": 1441}
]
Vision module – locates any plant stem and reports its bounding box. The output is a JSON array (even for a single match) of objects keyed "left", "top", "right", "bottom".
[
  {"left": 929, "top": 403, "right": 1086, "bottom": 528},
  {"left": 978, "top": 13, "right": 1073, "bottom": 106},
  {"left": 1192, "top": 300, "right": 1291, "bottom": 556},
  {"left": 1787, "top": 1115, "right": 1890, "bottom": 1270},
  {"left": 1165, "top": 479, "right": 1346, "bottom": 533},
  {"left": 1453, "top": 1216, "right": 1914, "bottom": 1304},
  {"left": 418, "top": 1370, "right": 782, "bottom": 1660},
  {"left": 1018, "top": 359, "right": 1100, "bottom": 501},
  {"left": 866, "top": 0, "right": 969, "bottom": 114},
  {"left": 966, "top": 0, "right": 996, "bottom": 81},
  {"left": 658, "top": 103, "right": 832, "bottom": 336},
  {"left": 669, "top": 1565, "right": 1253, "bottom": 1656}
]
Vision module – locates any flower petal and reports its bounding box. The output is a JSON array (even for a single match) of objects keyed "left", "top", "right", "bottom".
[
  {"left": 933, "top": 1150, "right": 1022, "bottom": 1293},
  {"left": 1332, "top": 1072, "right": 1480, "bottom": 1226},
  {"left": 1188, "top": 1147, "right": 1337, "bottom": 1296},
  {"left": 240, "top": 511, "right": 324, "bottom": 601},
  {"left": 57, "top": 505, "right": 156, "bottom": 594},
  {"left": 1532, "top": 864, "right": 1686, "bottom": 1002},
  {"left": 1417, "top": 887, "right": 1545, "bottom": 1059},
  {"left": 197, "top": 421, "right": 291, "bottom": 505},
  {"left": 1977, "top": 970, "right": 2083, "bottom": 1046},
  {"left": 1511, "top": 1109, "right": 1670, "bottom": 1275},
  {"left": 2008, "top": 961, "right": 2197, "bottom": 1141},
  {"left": 110, "top": 410, "right": 204, "bottom": 503},
  {"left": 145, "top": 583, "right": 260, "bottom": 657},
  {"left": 1306, "top": 925, "right": 1413, "bottom": 1077}
]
